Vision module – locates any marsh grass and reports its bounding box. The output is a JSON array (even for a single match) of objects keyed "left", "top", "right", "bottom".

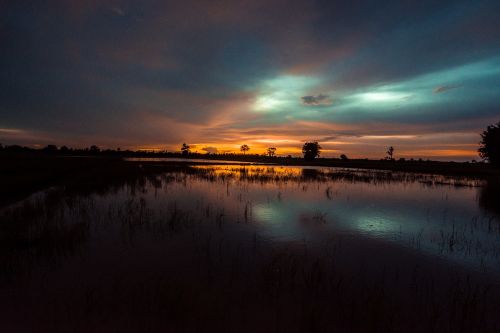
[{"left": 1, "top": 163, "right": 499, "bottom": 332}]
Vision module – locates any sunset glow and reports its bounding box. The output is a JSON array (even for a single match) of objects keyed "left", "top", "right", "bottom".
[
  {"left": 2, "top": 2, "right": 500, "bottom": 330},
  {"left": 1, "top": 1, "right": 499, "bottom": 161}
]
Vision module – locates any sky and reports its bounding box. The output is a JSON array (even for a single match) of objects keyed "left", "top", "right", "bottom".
[{"left": 1, "top": 0, "right": 500, "bottom": 160}]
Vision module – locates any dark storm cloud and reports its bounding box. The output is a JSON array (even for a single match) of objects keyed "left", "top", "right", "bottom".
[
  {"left": 433, "top": 85, "right": 462, "bottom": 94},
  {"left": 301, "top": 94, "right": 332, "bottom": 106},
  {"left": 0, "top": 0, "right": 499, "bottom": 157},
  {"left": 316, "top": 0, "right": 500, "bottom": 89}
]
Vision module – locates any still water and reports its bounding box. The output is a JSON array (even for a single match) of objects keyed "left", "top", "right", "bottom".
[
  {"left": 1, "top": 164, "right": 499, "bottom": 332},
  {"left": 188, "top": 165, "right": 500, "bottom": 274}
]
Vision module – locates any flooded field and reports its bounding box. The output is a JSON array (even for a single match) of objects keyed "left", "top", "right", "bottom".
[{"left": 1, "top": 164, "right": 500, "bottom": 332}]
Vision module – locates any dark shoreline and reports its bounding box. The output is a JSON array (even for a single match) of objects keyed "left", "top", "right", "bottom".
[
  {"left": 1, "top": 153, "right": 499, "bottom": 208},
  {"left": 154, "top": 154, "right": 500, "bottom": 177}
]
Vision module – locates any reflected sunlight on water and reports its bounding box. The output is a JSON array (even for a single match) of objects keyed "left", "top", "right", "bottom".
[{"left": 1, "top": 163, "right": 499, "bottom": 332}]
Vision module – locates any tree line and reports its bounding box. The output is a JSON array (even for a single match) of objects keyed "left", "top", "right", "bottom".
[{"left": 1, "top": 121, "right": 499, "bottom": 166}]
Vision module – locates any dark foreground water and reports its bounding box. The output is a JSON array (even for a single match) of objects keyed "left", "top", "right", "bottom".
[{"left": 1, "top": 164, "right": 500, "bottom": 332}]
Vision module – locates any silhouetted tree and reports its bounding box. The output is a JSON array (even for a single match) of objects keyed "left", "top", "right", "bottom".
[
  {"left": 90, "top": 145, "right": 100, "bottom": 154},
  {"left": 44, "top": 145, "right": 58, "bottom": 153},
  {"left": 386, "top": 146, "right": 394, "bottom": 160},
  {"left": 5, "top": 145, "right": 23, "bottom": 152},
  {"left": 240, "top": 144, "right": 250, "bottom": 154},
  {"left": 479, "top": 122, "right": 500, "bottom": 166},
  {"left": 181, "top": 143, "right": 190, "bottom": 156},
  {"left": 302, "top": 142, "right": 321, "bottom": 160},
  {"left": 340, "top": 154, "right": 348, "bottom": 160},
  {"left": 266, "top": 147, "right": 277, "bottom": 157}
]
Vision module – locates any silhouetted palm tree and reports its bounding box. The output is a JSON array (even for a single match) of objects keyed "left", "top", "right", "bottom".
[
  {"left": 181, "top": 143, "right": 190, "bottom": 156},
  {"left": 386, "top": 146, "right": 394, "bottom": 160},
  {"left": 479, "top": 122, "right": 500, "bottom": 166},
  {"left": 240, "top": 144, "right": 250, "bottom": 155},
  {"left": 266, "top": 147, "right": 277, "bottom": 157},
  {"left": 302, "top": 142, "right": 321, "bottom": 160}
]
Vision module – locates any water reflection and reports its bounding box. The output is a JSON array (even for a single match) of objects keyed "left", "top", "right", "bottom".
[
  {"left": 301, "top": 168, "right": 320, "bottom": 179},
  {"left": 2, "top": 165, "right": 498, "bottom": 274},
  {"left": 479, "top": 178, "right": 500, "bottom": 217},
  {"left": 1, "top": 164, "right": 499, "bottom": 332}
]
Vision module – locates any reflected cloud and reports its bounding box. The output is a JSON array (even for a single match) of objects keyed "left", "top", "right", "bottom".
[{"left": 354, "top": 216, "right": 401, "bottom": 237}]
